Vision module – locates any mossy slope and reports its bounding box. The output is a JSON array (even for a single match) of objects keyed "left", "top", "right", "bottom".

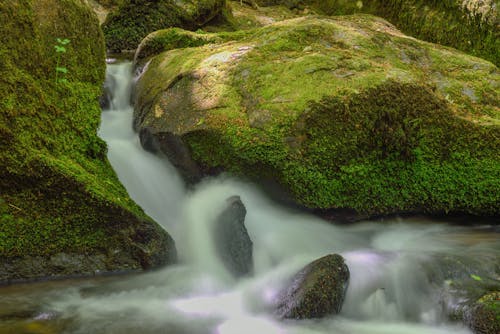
[
  {"left": 0, "top": 0, "right": 175, "bottom": 283},
  {"left": 134, "top": 15, "right": 499, "bottom": 218}
]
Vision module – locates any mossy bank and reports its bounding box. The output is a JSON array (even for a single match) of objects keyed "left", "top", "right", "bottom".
[
  {"left": 0, "top": 0, "right": 176, "bottom": 283},
  {"left": 133, "top": 15, "right": 499, "bottom": 219},
  {"left": 251, "top": 0, "right": 499, "bottom": 66}
]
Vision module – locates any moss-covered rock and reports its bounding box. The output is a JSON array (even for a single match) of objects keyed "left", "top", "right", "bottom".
[
  {"left": 442, "top": 275, "right": 500, "bottom": 334},
  {"left": 252, "top": 0, "right": 499, "bottom": 66},
  {"left": 467, "top": 291, "right": 500, "bottom": 334},
  {"left": 133, "top": 15, "right": 499, "bottom": 218},
  {"left": 275, "top": 254, "right": 349, "bottom": 319},
  {"left": 0, "top": 0, "right": 176, "bottom": 283},
  {"left": 102, "top": 0, "right": 226, "bottom": 52}
]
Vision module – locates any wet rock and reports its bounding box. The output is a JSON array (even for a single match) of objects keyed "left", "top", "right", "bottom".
[
  {"left": 214, "top": 196, "right": 253, "bottom": 277},
  {"left": 466, "top": 291, "right": 500, "bottom": 334},
  {"left": 419, "top": 248, "right": 500, "bottom": 334},
  {"left": 99, "top": 72, "right": 116, "bottom": 110},
  {"left": 139, "top": 127, "right": 202, "bottom": 184},
  {"left": 276, "top": 254, "right": 349, "bottom": 319}
]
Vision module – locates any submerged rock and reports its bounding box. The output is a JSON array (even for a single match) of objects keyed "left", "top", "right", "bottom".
[
  {"left": 214, "top": 196, "right": 253, "bottom": 277},
  {"left": 133, "top": 15, "right": 499, "bottom": 218},
  {"left": 102, "top": 0, "right": 226, "bottom": 52},
  {"left": 0, "top": 0, "right": 176, "bottom": 283},
  {"left": 276, "top": 254, "right": 349, "bottom": 319},
  {"left": 423, "top": 251, "right": 500, "bottom": 334}
]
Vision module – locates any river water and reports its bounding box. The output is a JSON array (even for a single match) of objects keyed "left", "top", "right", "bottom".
[{"left": 0, "top": 62, "right": 498, "bottom": 334}]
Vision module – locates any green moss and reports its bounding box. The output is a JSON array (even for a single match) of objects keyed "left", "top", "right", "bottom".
[
  {"left": 102, "top": 0, "right": 225, "bottom": 52},
  {"left": 302, "top": 0, "right": 500, "bottom": 66},
  {"left": 137, "top": 16, "right": 499, "bottom": 216},
  {"left": 0, "top": 0, "right": 161, "bottom": 262},
  {"left": 135, "top": 28, "right": 223, "bottom": 65}
]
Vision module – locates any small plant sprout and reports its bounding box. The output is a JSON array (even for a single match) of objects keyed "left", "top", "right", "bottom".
[{"left": 54, "top": 38, "right": 70, "bottom": 83}]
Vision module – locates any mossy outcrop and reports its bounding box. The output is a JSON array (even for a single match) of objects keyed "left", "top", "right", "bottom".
[
  {"left": 133, "top": 15, "right": 499, "bottom": 218},
  {"left": 250, "top": 0, "right": 500, "bottom": 66},
  {"left": 102, "top": 0, "right": 226, "bottom": 52},
  {"left": 0, "top": 0, "right": 176, "bottom": 284},
  {"left": 275, "top": 254, "right": 349, "bottom": 319}
]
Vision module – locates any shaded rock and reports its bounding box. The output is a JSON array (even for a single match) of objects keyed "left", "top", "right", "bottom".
[
  {"left": 214, "top": 196, "right": 253, "bottom": 277},
  {"left": 99, "top": 71, "right": 116, "bottom": 109},
  {"left": 276, "top": 254, "right": 349, "bottom": 319},
  {"left": 139, "top": 127, "right": 203, "bottom": 183},
  {"left": 133, "top": 16, "right": 499, "bottom": 218},
  {"left": 102, "top": 0, "right": 226, "bottom": 52}
]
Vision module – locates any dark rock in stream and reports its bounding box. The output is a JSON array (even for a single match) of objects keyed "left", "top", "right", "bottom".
[
  {"left": 139, "top": 127, "right": 202, "bottom": 184},
  {"left": 214, "top": 196, "right": 253, "bottom": 278},
  {"left": 99, "top": 73, "right": 116, "bottom": 110},
  {"left": 276, "top": 254, "right": 349, "bottom": 319}
]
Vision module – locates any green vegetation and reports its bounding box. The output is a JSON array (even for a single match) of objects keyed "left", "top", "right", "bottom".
[
  {"left": 54, "top": 38, "right": 70, "bottom": 83},
  {"left": 135, "top": 16, "right": 499, "bottom": 217},
  {"left": 0, "top": 0, "right": 172, "bottom": 274},
  {"left": 102, "top": 0, "right": 225, "bottom": 52},
  {"left": 270, "top": 0, "right": 500, "bottom": 66}
]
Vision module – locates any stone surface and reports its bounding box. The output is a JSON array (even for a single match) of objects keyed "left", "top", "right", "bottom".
[
  {"left": 214, "top": 196, "right": 253, "bottom": 277},
  {"left": 275, "top": 254, "right": 349, "bottom": 319}
]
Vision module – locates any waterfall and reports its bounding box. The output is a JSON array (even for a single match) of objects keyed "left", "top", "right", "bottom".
[{"left": 7, "top": 62, "right": 497, "bottom": 334}]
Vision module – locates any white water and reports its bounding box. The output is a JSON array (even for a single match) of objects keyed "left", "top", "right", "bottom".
[{"left": 8, "top": 62, "right": 497, "bottom": 334}]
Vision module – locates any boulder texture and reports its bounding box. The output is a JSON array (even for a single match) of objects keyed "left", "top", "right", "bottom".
[
  {"left": 214, "top": 196, "right": 253, "bottom": 277},
  {"left": 251, "top": 0, "right": 499, "bottom": 66},
  {"left": 275, "top": 254, "right": 349, "bottom": 319},
  {"left": 0, "top": 0, "right": 176, "bottom": 284},
  {"left": 133, "top": 15, "right": 499, "bottom": 218},
  {"left": 102, "top": 0, "right": 226, "bottom": 52}
]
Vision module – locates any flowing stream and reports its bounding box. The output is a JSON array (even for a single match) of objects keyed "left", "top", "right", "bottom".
[{"left": 0, "top": 62, "right": 498, "bottom": 334}]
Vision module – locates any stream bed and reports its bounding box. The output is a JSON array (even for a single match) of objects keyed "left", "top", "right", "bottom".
[{"left": 0, "top": 62, "right": 498, "bottom": 334}]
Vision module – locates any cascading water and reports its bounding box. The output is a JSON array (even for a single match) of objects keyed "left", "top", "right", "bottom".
[{"left": 1, "top": 62, "right": 498, "bottom": 334}]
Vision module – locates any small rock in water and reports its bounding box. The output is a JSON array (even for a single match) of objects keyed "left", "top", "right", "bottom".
[
  {"left": 214, "top": 196, "right": 253, "bottom": 278},
  {"left": 276, "top": 254, "right": 350, "bottom": 319}
]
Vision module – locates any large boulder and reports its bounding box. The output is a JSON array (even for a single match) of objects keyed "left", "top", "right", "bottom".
[
  {"left": 214, "top": 196, "right": 253, "bottom": 277},
  {"left": 133, "top": 15, "right": 499, "bottom": 218},
  {"left": 102, "top": 0, "right": 226, "bottom": 52},
  {"left": 250, "top": 0, "right": 499, "bottom": 66},
  {"left": 275, "top": 254, "right": 350, "bottom": 319},
  {"left": 0, "top": 0, "right": 176, "bottom": 284}
]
